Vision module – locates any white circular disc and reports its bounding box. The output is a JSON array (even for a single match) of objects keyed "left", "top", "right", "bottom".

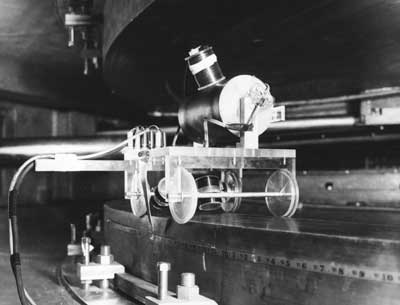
[
  {"left": 169, "top": 167, "right": 198, "bottom": 224},
  {"left": 219, "top": 75, "right": 273, "bottom": 137},
  {"left": 265, "top": 169, "right": 299, "bottom": 217}
]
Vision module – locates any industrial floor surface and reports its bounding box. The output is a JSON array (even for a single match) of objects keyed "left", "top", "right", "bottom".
[{"left": 0, "top": 204, "right": 101, "bottom": 305}]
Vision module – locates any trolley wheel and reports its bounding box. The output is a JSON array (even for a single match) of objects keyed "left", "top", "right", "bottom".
[
  {"left": 265, "top": 169, "right": 299, "bottom": 217},
  {"left": 168, "top": 167, "right": 198, "bottom": 224}
]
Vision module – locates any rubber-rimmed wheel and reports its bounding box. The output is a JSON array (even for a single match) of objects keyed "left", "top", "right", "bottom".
[
  {"left": 168, "top": 167, "right": 198, "bottom": 224},
  {"left": 265, "top": 169, "right": 299, "bottom": 217}
]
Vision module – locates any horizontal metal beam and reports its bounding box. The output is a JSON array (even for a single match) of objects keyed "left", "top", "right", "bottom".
[
  {"left": 268, "top": 116, "right": 358, "bottom": 131},
  {"left": 276, "top": 87, "right": 400, "bottom": 107},
  {"left": 96, "top": 117, "right": 359, "bottom": 137},
  {"left": 35, "top": 159, "right": 132, "bottom": 172}
]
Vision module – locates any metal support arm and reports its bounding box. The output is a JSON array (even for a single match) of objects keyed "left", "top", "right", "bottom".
[{"left": 35, "top": 159, "right": 133, "bottom": 172}]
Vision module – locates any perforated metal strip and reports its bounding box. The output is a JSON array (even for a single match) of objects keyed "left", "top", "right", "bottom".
[{"left": 109, "top": 221, "right": 400, "bottom": 284}]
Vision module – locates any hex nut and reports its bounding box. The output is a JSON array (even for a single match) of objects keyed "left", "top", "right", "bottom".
[{"left": 96, "top": 254, "right": 114, "bottom": 265}]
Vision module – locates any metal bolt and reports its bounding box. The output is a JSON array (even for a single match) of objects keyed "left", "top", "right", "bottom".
[
  {"left": 96, "top": 245, "right": 113, "bottom": 265},
  {"left": 70, "top": 224, "right": 76, "bottom": 243},
  {"left": 92, "top": 57, "right": 99, "bottom": 69},
  {"left": 81, "top": 237, "right": 91, "bottom": 265},
  {"left": 80, "top": 236, "right": 92, "bottom": 290},
  {"left": 95, "top": 220, "right": 101, "bottom": 232},
  {"left": 83, "top": 281, "right": 91, "bottom": 290},
  {"left": 83, "top": 58, "right": 89, "bottom": 76},
  {"left": 100, "top": 245, "right": 111, "bottom": 256},
  {"left": 68, "top": 27, "right": 75, "bottom": 47},
  {"left": 85, "top": 214, "right": 92, "bottom": 231},
  {"left": 99, "top": 279, "right": 109, "bottom": 289},
  {"left": 157, "top": 262, "right": 171, "bottom": 300},
  {"left": 181, "top": 273, "right": 195, "bottom": 287}
]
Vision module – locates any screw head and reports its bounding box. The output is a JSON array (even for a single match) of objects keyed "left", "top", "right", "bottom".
[{"left": 157, "top": 261, "right": 171, "bottom": 271}]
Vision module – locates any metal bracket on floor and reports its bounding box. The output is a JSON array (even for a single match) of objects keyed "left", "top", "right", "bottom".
[{"left": 145, "top": 262, "right": 217, "bottom": 305}]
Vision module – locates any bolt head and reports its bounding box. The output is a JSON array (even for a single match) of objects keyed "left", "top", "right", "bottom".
[{"left": 157, "top": 261, "right": 171, "bottom": 271}]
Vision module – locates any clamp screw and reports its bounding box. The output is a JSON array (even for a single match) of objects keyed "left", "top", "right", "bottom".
[{"left": 81, "top": 237, "right": 91, "bottom": 265}]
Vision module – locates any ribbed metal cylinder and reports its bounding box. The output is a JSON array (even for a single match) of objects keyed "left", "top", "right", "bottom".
[
  {"left": 186, "top": 46, "right": 225, "bottom": 90},
  {"left": 181, "top": 273, "right": 195, "bottom": 287}
]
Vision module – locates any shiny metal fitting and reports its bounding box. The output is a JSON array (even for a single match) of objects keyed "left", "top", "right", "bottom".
[
  {"left": 157, "top": 261, "right": 171, "bottom": 300},
  {"left": 157, "top": 261, "right": 171, "bottom": 272},
  {"left": 181, "top": 273, "right": 195, "bottom": 287},
  {"left": 96, "top": 245, "right": 114, "bottom": 265},
  {"left": 81, "top": 236, "right": 91, "bottom": 265}
]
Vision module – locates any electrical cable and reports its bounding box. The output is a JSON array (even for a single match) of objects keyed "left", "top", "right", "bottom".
[
  {"left": 76, "top": 138, "right": 129, "bottom": 160},
  {"left": 9, "top": 155, "right": 55, "bottom": 305},
  {"left": 172, "top": 126, "right": 181, "bottom": 146},
  {"left": 8, "top": 128, "right": 153, "bottom": 305},
  {"left": 76, "top": 129, "right": 148, "bottom": 160}
]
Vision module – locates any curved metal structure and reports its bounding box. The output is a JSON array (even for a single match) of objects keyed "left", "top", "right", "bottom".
[{"left": 101, "top": 0, "right": 400, "bottom": 118}]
